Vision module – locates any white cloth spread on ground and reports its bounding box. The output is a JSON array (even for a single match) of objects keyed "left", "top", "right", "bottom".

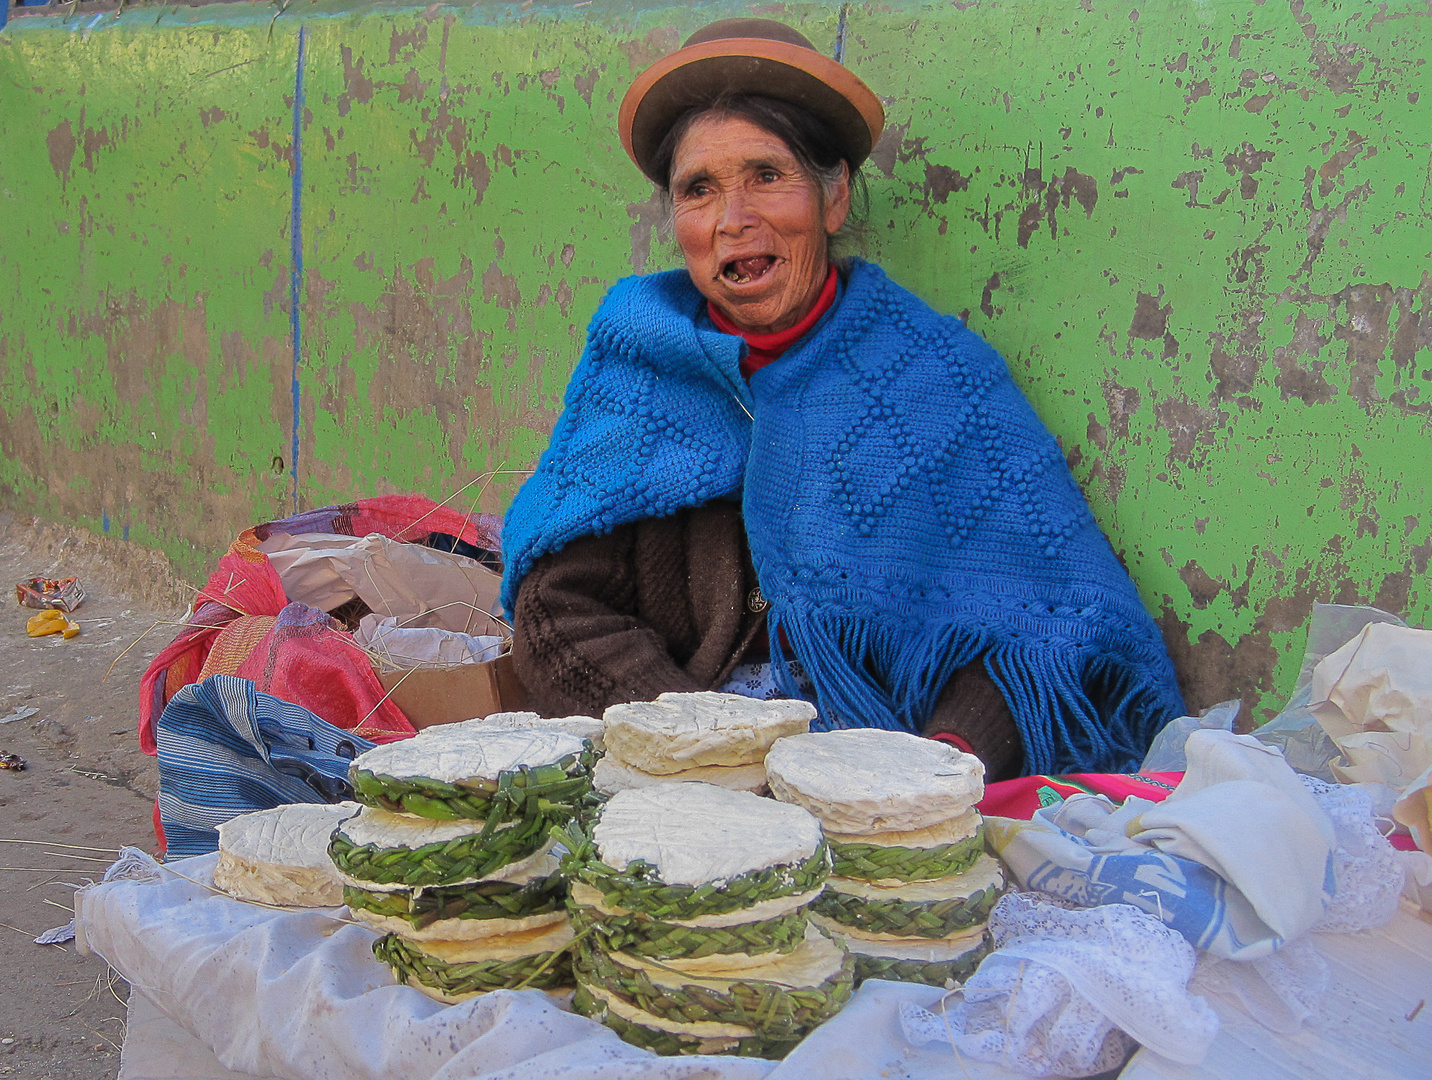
[
  {"left": 79, "top": 853, "right": 771, "bottom": 1080},
  {"left": 82, "top": 847, "right": 1431, "bottom": 1080},
  {"left": 80, "top": 853, "right": 1029, "bottom": 1080}
]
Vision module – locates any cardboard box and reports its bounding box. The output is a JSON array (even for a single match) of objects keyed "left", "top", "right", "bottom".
[{"left": 375, "top": 652, "right": 529, "bottom": 730}]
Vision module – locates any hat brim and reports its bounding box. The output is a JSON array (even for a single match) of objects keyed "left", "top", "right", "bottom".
[{"left": 619, "top": 38, "right": 885, "bottom": 185}]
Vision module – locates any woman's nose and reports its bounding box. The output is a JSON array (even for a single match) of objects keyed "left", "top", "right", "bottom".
[{"left": 716, "top": 190, "right": 759, "bottom": 233}]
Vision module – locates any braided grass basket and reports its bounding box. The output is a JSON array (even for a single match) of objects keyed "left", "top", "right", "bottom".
[
  {"left": 848, "top": 934, "right": 991, "bottom": 988},
  {"left": 574, "top": 940, "right": 853, "bottom": 1036},
  {"left": 558, "top": 822, "right": 831, "bottom": 922},
  {"left": 571, "top": 984, "right": 802, "bottom": 1059},
  {"left": 329, "top": 812, "right": 556, "bottom": 888},
  {"left": 373, "top": 932, "right": 572, "bottom": 998},
  {"left": 812, "top": 878, "right": 1002, "bottom": 939},
  {"left": 344, "top": 872, "right": 565, "bottom": 930},
  {"left": 351, "top": 744, "right": 596, "bottom": 823},
  {"left": 829, "top": 827, "right": 984, "bottom": 883},
  {"left": 568, "top": 900, "right": 808, "bottom": 960}
]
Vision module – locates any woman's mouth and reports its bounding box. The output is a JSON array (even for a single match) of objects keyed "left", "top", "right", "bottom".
[{"left": 721, "top": 256, "right": 777, "bottom": 285}]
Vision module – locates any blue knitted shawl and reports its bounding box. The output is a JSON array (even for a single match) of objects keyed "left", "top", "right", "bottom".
[{"left": 502, "top": 260, "right": 1184, "bottom": 774}]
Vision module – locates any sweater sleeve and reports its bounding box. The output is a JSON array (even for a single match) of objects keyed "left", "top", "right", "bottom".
[
  {"left": 509, "top": 524, "right": 705, "bottom": 717},
  {"left": 923, "top": 661, "right": 1025, "bottom": 783}
]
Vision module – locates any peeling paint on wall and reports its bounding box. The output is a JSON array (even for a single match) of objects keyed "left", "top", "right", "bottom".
[{"left": 1, "top": 0, "right": 1429, "bottom": 721}]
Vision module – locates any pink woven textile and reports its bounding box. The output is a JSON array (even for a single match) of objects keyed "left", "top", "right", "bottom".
[{"left": 979, "top": 771, "right": 1184, "bottom": 819}]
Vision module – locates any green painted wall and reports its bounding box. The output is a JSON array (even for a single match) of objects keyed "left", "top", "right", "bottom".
[{"left": 1, "top": 0, "right": 1429, "bottom": 719}]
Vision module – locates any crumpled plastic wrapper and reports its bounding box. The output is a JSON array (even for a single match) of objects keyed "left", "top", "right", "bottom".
[
  {"left": 1138, "top": 699, "right": 1239, "bottom": 774},
  {"left": 898, "top": 893, "right": 1219, "bottom": 1077},
  {"left": 258, "top": 532, "right": 505, "bottom": 637},
  {"left": 353, "top": 614, "right": 505, "bottom": 669},
  {"left": 15, "top": 575, "right": 85, "bottom": 612},
  {"left": 1309, "top": 621, "right": 1432, "bottom": 851},
  {"left": 1253, "top": 603, "right": 1406, "bottom": 781}
]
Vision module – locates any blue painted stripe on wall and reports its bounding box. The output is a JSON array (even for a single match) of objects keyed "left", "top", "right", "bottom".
[{"left": 288, "top": 24, "right": 307, "bottom": 514}]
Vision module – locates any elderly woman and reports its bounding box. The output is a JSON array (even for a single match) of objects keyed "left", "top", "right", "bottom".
[{"left": 499, "top": 20, "right": 1184, "bottom": 781}]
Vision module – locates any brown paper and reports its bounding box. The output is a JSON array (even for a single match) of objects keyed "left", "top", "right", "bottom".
[{"left": 375, "top": 652, "right": 528, "bottom": 730}]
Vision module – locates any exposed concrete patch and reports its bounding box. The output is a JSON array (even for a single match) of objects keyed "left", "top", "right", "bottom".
[
  {"left": 1222, "top": 142, "right": 1275, "bottom": 200},
  {"left": 1272, "top": 310, "right": 1336, "bottom": 404},
  {"left": 1157, "top": 600, "right": 1281, "bottom": 720},
  {"left": 617, "top": 26, "right": 680, "bottom": 74},
  {"left": 1178, "top": 561, "right": 1224, "bottom": 609},
  {"left": 1099, "top": 378, "right": 1143, "bottom": 439},
  {"left": 627, "top": 190, "right": 670, "bottom": 275},
  {"left": 1153, "top": 394, "right": 1227, "bottom": 467},
  {"left": 342, "top": 257, "right": 495, "bottom": 476}
]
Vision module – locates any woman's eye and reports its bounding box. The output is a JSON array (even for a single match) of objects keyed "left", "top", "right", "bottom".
[{"left": 757, "top": 169, "right": 780, "bottom": 183}]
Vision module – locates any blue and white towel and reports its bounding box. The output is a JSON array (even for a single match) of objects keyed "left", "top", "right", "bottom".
[{"left": 155, "top": 675, "right": 373, "bottom": 859}]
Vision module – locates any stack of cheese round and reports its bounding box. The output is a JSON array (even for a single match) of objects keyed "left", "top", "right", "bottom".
[
  {"left": 766, "top": 729, "right": 1005, "bottom": 989},
  {"left": 215, "top": 802, "right": 361, "bottom": 907},
  {"left": 594, "top": 691, "right": 814, "bottom": 795},
  {"left": 566, "top": 783, "right": 853, "bottom": 1058},
  {"left": 333, "top": 724, "right": 596, "bottom": 1001}
]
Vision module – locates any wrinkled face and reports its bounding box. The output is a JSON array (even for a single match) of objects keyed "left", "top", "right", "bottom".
[{"left": 669, "top": 115, "right": 850, "bottom": 335}]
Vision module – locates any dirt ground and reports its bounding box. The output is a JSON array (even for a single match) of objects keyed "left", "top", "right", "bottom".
[{"left": 0, "top": 512, "right": 194, "bottom": 1080}]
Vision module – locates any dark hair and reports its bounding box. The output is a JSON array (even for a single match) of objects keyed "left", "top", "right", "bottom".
[{"left": 649, "top": 93, "right": 869, "bottom": 248}]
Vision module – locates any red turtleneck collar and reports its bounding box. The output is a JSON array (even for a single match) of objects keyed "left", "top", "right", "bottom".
[{"left": 708, "top": 264, "right": 839, "bottom": 381}]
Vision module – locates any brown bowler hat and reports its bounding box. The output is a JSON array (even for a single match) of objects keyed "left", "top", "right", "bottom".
[{"left": 618, "top": 19, "right": 885, "bottom": 185}]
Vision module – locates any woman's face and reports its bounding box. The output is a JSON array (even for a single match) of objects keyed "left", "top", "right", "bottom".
[{"left": 669, "top": 115, "right": 850, "bottom": 335}]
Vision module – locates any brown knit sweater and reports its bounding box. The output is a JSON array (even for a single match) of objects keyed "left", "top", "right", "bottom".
[{"left": 510, "top": 501, "right": 1025, "bottom": 781}]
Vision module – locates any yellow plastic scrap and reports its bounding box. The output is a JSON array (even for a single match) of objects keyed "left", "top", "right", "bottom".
[
  {"left": 26, "top": 610, "right": 63, "bottom": 636},
  {"left": 26, "top": 609, "right": 79, "bottom": 638}
]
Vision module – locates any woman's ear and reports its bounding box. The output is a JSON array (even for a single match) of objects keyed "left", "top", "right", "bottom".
[{"left": 823, "top": 162, "right": 852, "bottom": 235}]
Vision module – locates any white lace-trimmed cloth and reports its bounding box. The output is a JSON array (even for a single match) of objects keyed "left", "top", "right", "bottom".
[
  {"left": 900, "top": 893, "right": 1219, "bottom": 1077},
  {"left": 1303, "top": 776, "right": 1406, "bottom": 933}
]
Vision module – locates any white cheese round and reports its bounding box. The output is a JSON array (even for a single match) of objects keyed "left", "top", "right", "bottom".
[
  {"left": 766, "top": 728, "right": 985, "bottom": 834},
  {"left": 592, "top": 755, "right": 767, "bottom": 796},
  {"left": 409, "top": 919, "right": 574, "bottom": 964},
  {"left": 828, "top": 919, "right": 988, "bottom": 962},
  {"left": 351, "top": 725, "right": 585, "bottom": 784},
  {"left": 349, "top": 907, "right": 568, "bottom": 942},
  {"left": 826, "top": 809, "right": 982, "bottom": 849},
  {"left": 215, "top": 802, "right": 360, "bottom": 907},
  {"left": 464, "top": 711, "right": 605, "bottom": 751},
  {"left": 603, "top": 691, "right": 814, "bottom": 775},
  {"left": 336, "top": 805, "right": 491, "bottom": 849},
  {"left": 593, "top": 782, "right": 823, "bottom": 887}
]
